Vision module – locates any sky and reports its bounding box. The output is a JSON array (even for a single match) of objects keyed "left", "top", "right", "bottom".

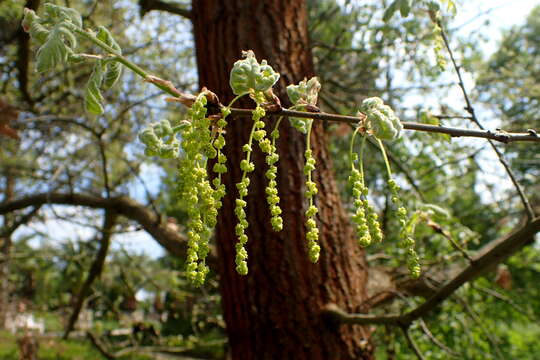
[{"left": 20, "top": 0, "right": 540, "bottom": 259}]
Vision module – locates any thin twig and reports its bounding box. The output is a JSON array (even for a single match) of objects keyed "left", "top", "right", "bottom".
[
  {"left": 418, "top": 318, "right": 458, "bottom": 357},
  {"left": 228, "top": 108, "right": 540, "bottom": 144},
  {"left": 455, "top": 296, "right": 505, "bottom": 360},
  {"left": 437, "top": 19, "right": 535, "bottom": 221},
  {"left": 400, "top": 326, "right": 426, "bottom": 360}
]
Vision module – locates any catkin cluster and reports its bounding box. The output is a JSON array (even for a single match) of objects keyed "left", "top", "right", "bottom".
[
  {"left": 176, "top": 94, "right": 221, "bottom": 285},
  {"left": 304, "top": 146, "right": 320, "bottom": 263},
  {"left": 388, "top": 179, "right": 420, "bottom": 278},
  {"left": 233, "top": 105, "right": 266, "bottom": 275},
  {"left": 349, "top": 167, "right": 383, "bottom": 247},
  {"left": 265, "top": 123, "right": 283, "bottom": 231}
]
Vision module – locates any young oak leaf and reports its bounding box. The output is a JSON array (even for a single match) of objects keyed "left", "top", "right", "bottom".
[
  {"left": 286, "top": 77, "right": 321, "bottom": 134},
  {"left": 360, "top": 97, "right": 403, "bottom": 141},
  {"left": 43, "top": 3, "right": 82, "bottom": 29},
  {"left": 84, "top": 62, "right": 105, "bottom": 115},
  {"left": 96, "top": 26, "right": 123, "bottom": 89},
  {"left": 35, "top": 25, "right": 73, "bottom": 72},
  {"left": 229, "top": 50, "right": 280, "bottom": 95}
]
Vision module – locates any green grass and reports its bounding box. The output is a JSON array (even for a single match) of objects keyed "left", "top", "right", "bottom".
[
  {"left": 0, "top": 331, "right": 160, "bottom": 360},
  {"left": 0, "top": 331, "right": 104, "bottom": 360}
]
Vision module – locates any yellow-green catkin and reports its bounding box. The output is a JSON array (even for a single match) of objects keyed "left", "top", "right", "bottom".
[
  {"left": 211, "top": 107, "right": 230, "bottom": 210},
  {"left": 349, "top": 133, "right": 383, "bottom": 246},
  {"left": 264, "top": 119, "right": 283, "bottom": 231},
  {"left": 233, "top": 105, "right": 266, "bottom": 275},
  {"left": 304, "top": 123, "right": 320, "bottom": 262},
  {"left": 433, "top": 23, "right": 447, "bottom": 71},
  {"left": 388, "top": 179, "right": 420, "bottom": 278}
]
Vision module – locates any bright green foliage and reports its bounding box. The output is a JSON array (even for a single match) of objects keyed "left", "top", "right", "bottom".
[
  {"left": 360, "top": 97, "right": 403, "bottom": 140},
  {"left": 22, "top": 4, "right": 82, "bottom": 72},
  {"left": 138, "top": 119, "right": 184, "bottom": 158},
  {"left": 96, "top": 26, "right": 123, "bottom": 89},
  {"left": 383, "top": 0, "right": 456, "bottom": 22},
  {"left": 23, "top": 4, "right": 124, "bottom": 115},
  {"left": 229, "top": 50, "right": 280, "bottom": 95}
]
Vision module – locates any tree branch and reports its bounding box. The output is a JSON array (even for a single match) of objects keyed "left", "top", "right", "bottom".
[
  {"left": 436, "top": 19, "right": 535, "bottom": 221},
  {"left": 228, "top": 108, "right": 540, "bottom": 144},
  {"left": 322, "top": 216, "right": 540, "bottom": 326},
  {"left": 0, "top": 192, "right": 197, "bottom": 261},
  {"left": 64, "top": 209, "right": 118, "bottom": 339},
  {"left": 138, "top": 0, "right": 192, "bottom": 20}
]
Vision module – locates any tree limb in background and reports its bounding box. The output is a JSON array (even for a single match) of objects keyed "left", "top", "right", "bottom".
[
  {"left": 63, "top": 209, "right": 117, "bottom": 339},
  {"left": 0, "top": 192, "right": 213, "bottom": 263},
  {"left": 436, "top": 19, "right": 536, "bottom": 221},
  {"left": 323, "top": 216, "right": 540, "bottom": 326},
  {"left": 138, "top": 0, "right": 192, "bottom": 20}
]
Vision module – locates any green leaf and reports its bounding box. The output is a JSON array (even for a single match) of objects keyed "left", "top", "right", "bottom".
[
  {"left": 420, "top": 203, "right": 451, "bottom": 220},
  {"left": 419, "top": 109, "right": 439, "bottom": 125},
  {"left": 286, "top": 77, "right": 320, "bottom": 133},
  {"left": 35, "top": 26, "right": 70, "bottom": 72},
  {"left": 43, "top": 3, "right": 82, "bottom": 29},
  {"left": 96, "top": 26, "right": 121, "bottom": 52},
  {"left": 286, "top": 77, "right": 321, "bottom": 106},
  {"left": 360, "top": 97, "right": 403, "bottom": 140},
  {"left": 96, "top": 26, "right": 123, "bottom": 89},
  {"left": 22, "top": 8, "right": 48, "bottom": 44},
  {"left": 399, "top": 0, "right": 411, "bottom": 17},
  {"left": 84, "top": 62, "right": 105, "bottom": 115},
  {"left": 383, "top": 0, "right": 400, "bottom": 22}
]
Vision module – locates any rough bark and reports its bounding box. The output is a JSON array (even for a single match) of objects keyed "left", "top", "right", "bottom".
[{"left": 192, "top": 1, "right": 372, "bottom": 359}]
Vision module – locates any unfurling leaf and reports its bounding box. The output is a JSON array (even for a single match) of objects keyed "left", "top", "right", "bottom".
[
  {"left": 229, "top": 50, "right": 280, "bottom": 95},
  {"left": 360, "top": 97, "right": 403, "bottom": 140},
  {"left": 84, "top": 63, "right": 105, "bottom": 115},
  {"left": 35, "top": 25, "right": 71, "bottom": 72},
  {"left": 43, "top": 3, "right": 82, "bottom": 29},
  {"left": 96, "top": 26, "right": 123, "bottom": 89},
  {"left": 286, "top": 77, "right": 321, "bottom": 134}
]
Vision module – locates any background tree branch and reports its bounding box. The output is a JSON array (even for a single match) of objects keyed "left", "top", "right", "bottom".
[
  {"left": 63, "top": 209, "right": 118, "bottom": 339},
  {"left": 323, "top": 216, "right": 540, "bottom": 326},
  {"left": 138, "top": 0, "right": 192, "bottom": 20},
  {"left": 0, "top": 192, "right": 210, "bottom": 262}
]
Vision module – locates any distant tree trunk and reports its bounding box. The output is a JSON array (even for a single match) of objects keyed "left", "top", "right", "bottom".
[
  {"left": 0, "top": 166, "right": 15, "bottom": 329},
  {"left": 192, "top": 1, "right": 372, "bottom": 359},
  {"left": 17, "top": 332, "right": 39, "bottom": 360}
]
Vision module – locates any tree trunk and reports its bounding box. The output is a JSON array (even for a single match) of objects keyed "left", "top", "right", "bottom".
[
  {"left": 0, "top": 166, "right": 15, "bottom": 329},
  {"left": 192, "top": 1, "right": 372, "bottom": 359}
]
